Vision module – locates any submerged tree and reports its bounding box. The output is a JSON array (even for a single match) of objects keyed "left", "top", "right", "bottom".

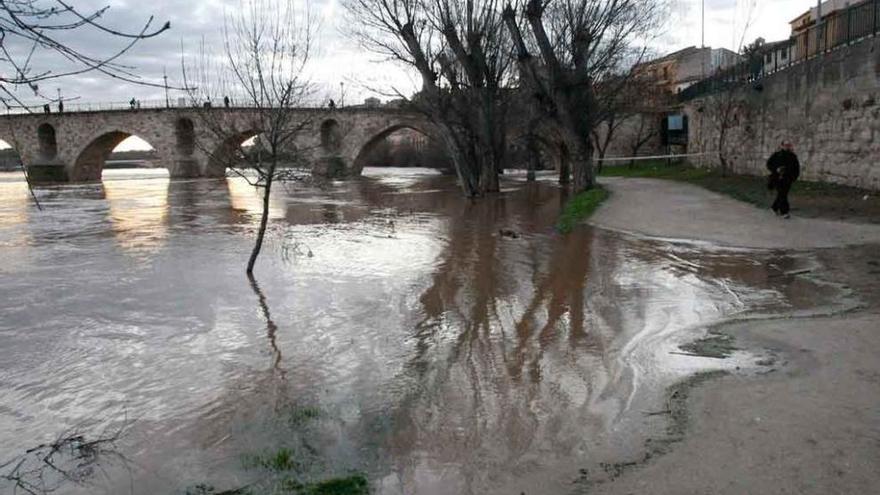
[
  {"left": 182, "top": 0, "right": 317, "bottom": 275},
  {"left": 343, "top": 0, "right": 516, "bottom": 197},
  {"left": 503, "top": 0, "right": 665, "bottom": 192}
]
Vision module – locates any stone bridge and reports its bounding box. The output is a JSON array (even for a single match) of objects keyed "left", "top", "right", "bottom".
[{"left": 0, "top": 106, "right": 435, "bottom": 183}]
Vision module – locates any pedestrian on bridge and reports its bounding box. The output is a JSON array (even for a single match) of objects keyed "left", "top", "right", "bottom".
[
  {"left": 766, "top": 140, "right": 801, "bottom": 219},
  {"left": 130, "top": 98, "right": 136, "bottom": 110},
  {"left": 224, "top": 96, "right": 230, "bottom": 108}
]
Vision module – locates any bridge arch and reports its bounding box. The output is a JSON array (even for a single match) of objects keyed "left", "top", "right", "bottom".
[
  {"left": 72, "top": 130, "right": 160, "bottom": 182},
  {"left": 351, "top": 123, "right": 440, "bottom": 174},
  {"left": 37, "top": 123, "right": 58, "bottom": 161},
  {"left": 0, "top": 138, "right": 23, "bottom": 171},
  {"left": 206, "top": 129, "right": 262, "bottom": 177}
]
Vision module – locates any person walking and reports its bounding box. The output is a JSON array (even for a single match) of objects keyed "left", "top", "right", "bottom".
[{"left": 766, "top": 140, "right": 800, "bottom": 218}]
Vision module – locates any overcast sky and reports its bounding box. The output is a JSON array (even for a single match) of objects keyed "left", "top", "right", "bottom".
[{"left": 6, "top": 0, "right": 813, "bottom": 107}]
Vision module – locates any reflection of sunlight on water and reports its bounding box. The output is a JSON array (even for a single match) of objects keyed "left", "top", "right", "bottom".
[
  {"left": 103, "top": 171, "right": 170, "bottom": 256},
  {"left": 0, "top": 174, "right": 32, "bottom": 267},
  {"left": 226, "top": 175, "right": 286, "bottom": 219},
  {"left": 0, "top": 175, "right": 30, "bottom": 230}
]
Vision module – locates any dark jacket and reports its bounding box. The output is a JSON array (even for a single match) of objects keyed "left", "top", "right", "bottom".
[{"left": 766, "top": 149, "right": 800, "bottom": 183}]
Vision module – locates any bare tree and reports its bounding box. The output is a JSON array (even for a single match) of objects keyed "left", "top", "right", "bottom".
[
  {"left": 698, "top": 2, "right": 756, "bottom": 177},
  {"left": 343, "top": 0, "right": 516, "bottom": 197},
  {"left": 503, "top": 0, "right": 665, "bottom": 192},
  {"left": 590, "top": 113, "right": 623, "bottom": 174},
  {"left": 590, "top": 71, "right": 661, "bottom": 173},
  {"left": 0, "top": 1, "right": 170, "bottom": 108},
  {"left": 625, "top": 112, "right": 658, "bottom": 166},
  {"left": 182, "top": 0, "right": 317, "bottom": 276}
]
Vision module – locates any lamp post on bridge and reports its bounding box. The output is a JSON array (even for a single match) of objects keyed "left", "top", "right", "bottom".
[{"left": 163, "top": 68, "right": 170, "bottom": 109}]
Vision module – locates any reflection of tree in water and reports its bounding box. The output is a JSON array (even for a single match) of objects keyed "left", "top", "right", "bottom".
[
  {"left": 365, "top": 182, "right": 612, "bottom": 492},
  {"left": 172, "top": 276, "right": 359, "bottom": 494},
  {"left": 366, "top": 180, "right": 831, "bottom": 492},
  {"left": 248, "top": 275, "right": 284, "bottom": 378}
]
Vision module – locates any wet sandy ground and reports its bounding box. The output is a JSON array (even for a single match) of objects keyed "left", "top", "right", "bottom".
[{"left": 588, "top": 179, "right": 880, "bottom": 494}]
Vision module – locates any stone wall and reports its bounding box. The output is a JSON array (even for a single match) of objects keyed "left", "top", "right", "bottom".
[
  {"left": 683, "top": 35, "right": 880, "bottom": 191},
  {"left": 595, "top": 113, "right": 665, "bottom": 162}
]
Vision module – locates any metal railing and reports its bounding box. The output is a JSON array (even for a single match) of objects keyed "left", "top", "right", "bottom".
[
  {"left": 0, "top": 96, "right": 407, "bottom": 116},
  {"left": 680, "top": 0, "right": 879, "bottom": 101},
  {"left": 1, "top": 98, "right": 333, "bottom": 116}
]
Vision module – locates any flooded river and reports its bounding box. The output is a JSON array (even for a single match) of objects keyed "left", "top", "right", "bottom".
[{"left": 0, "top": 168, "right": 844, "bottom": 494}]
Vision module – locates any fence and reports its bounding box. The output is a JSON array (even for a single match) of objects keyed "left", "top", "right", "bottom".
[{"left": 680, "top": 0, "right": 879, "bottom": 101}]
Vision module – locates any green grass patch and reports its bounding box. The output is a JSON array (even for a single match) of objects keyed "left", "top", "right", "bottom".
[
  {"left": 285, "top": 405, "right": 322, "bottom": 427},
  {"left": 242, "top": 448, "right": 301, "bottom": 472},
  {"left": 557, "top": 185, "right": 611, "bottom": 234}
]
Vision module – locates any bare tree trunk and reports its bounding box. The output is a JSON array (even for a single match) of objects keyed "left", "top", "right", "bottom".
[
  {"left": 526, "top": 132, "right": 539, "bottom": 182},
  {"left": 559, "top": 146, "right": 571, "bottom": 185},
  {"left": 480, "top": 152, "right": 500, "bottom": 193},
  {"left": 247, "top": 162, "right": 276, "bottom": 275},
  {"left": 569, "top": 138, "right": 594, "bottom": 192}
]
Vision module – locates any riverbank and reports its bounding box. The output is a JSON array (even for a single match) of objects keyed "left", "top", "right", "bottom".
[
  {"left": 600, "top": 161, "right": 880, "bottom": 224},
  {"left": 586, "top": 178, "right": 880, "bottom": 494}
]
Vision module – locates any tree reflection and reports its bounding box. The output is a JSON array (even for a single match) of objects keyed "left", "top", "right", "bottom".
[{"left": 248, "top": 274, "right": 284, "bottom": 378}]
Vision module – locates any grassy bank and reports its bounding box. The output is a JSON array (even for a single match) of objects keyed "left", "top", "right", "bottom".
[
  {"left": 557, "top": 185, "right": 611, "bottom": 233},
  {"left": 600, "top": 161, "right": 879, "bottom": 224}
]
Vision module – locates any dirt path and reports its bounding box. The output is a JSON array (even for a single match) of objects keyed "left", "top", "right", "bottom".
[
  {"left": 591, "top": 178, "right": 880, "bottom": 249},
  {"left": 585, "top": 178, "right": 880, "bottom": 494}
]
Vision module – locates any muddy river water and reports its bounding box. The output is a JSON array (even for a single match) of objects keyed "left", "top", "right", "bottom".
[{"left": 0, "top": 168, "right": 846, "bottom": 494}]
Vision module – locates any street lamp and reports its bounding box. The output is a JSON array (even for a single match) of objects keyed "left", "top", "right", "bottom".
[{"left": 163, "top": 68, "right": 170, "bottom": 108}]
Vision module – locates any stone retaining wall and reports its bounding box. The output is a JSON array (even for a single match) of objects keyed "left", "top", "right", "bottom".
[{"left": 683, "top": 36, "right": 880, "bottom": 191}]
